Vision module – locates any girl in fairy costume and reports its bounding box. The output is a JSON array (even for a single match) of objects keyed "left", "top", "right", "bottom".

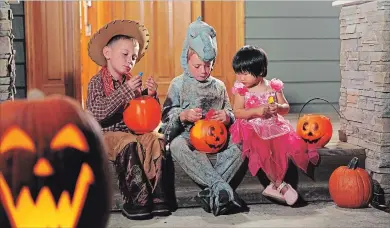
[{"left": 230, "top": 45, "right": 319, "bottom": 206}]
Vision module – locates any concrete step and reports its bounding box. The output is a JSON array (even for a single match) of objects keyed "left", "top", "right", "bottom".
[
  {"left": 174, "top": 182, "right": 331, "bottom": 208},
  {"left": 108, "top": 142, "right": 366, "bottom": 211}
]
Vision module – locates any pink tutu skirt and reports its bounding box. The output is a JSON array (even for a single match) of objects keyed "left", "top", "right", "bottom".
[{"left": 230, "top": 116, "right": 319, "bottom": 182}]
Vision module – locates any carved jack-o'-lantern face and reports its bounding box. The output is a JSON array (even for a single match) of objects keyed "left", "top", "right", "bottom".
[
  {"left": 190, "top": 120, "right": 228, "bottom": 154},
  {"left": 204, "top": 123, "right": 227, "bottom": 150},
  {"left": 296, "top": 114, "right": 333, "bottom": 148},
  {"left": 0, "top": 95, "right": 110, "bottom": 228}
]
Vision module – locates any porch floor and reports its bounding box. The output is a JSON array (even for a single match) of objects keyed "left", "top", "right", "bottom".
[{"left": 108, "top": 202, "right": 389, "bottom": 228}]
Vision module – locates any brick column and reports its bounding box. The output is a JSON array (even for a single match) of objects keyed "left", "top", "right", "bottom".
[
  {"left": 338, "top": 0, "right": 390, "bottom": 205},
  {"left": 0, "top": 0, "right": 15, "bottom": 102}
]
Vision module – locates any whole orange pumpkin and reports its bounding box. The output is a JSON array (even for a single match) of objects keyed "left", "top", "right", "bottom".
[
  {"left": 329, "top": 157, "right": 373, "bottom": 208},
  {"left": 0, "top": 94, "right": 111, "bottom": 228},
  {"left": 296, "top": 114, "right": 333, "bottom": 148},
  {"left": 123, "top": 95, "right": 162, "bottom": 134},
  {"left": 189, "top": 109, "right": 228, "bottom": 154}
]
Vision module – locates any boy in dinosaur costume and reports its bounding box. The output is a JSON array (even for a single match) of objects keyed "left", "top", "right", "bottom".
[{"left": 160, "top": 17, "right": 246, "bottom": 216}]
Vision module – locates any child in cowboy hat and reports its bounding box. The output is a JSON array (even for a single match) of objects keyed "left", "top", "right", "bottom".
[{"left": 86, "top": 20, "right": 171, "bottom": 220}]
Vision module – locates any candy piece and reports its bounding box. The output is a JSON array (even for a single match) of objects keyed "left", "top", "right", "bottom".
[
  {"left": 205, "top": 109, "right": 215, "bottom": 120},
  {"left": 138, "top": 72, "right": 143, "bottom": 77},
  {"left": 268, "top": 96, "right": 275, "bottom": 104}
]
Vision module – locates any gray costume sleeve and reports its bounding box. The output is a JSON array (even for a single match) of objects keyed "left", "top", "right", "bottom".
[
  {"left": 160, "top": 81, "right": 186, "bottom": 142},
  {"left": 221, "top": 84, "right": 235, "bottom": 128}
]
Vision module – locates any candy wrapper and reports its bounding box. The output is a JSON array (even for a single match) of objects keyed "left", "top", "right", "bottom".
[
  {"left": 267, "top": 96, "right": 275, "bottom": 104},
  {"left": 205, "top": 109, "right": 216, "bottom": 120}
]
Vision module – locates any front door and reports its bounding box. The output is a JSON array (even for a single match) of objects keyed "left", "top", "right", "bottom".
[
  {"left": 24, "top": 0, "right": 244, "bottom": 106},
  {"left": 24, "top": 1, "right": 81, "bottom": 100},
  {"left": 80, "top": 0, "right": 244, "bottom": 108}
]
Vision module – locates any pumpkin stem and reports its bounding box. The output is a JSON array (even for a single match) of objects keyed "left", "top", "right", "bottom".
[{"left": 347, "top": 157, "right": 359, "bottom": 169}]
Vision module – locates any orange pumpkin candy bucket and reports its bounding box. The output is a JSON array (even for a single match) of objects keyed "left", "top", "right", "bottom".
[
  {"left": 189, "top": 109, "right": 228, "bottom": 154},
  {"left": 296, "top": 98, "right": 337, "bottom": 148},
  {"left": 123, "top": 95, "right": 162, "bottom": 134},
  {"left": 296, "top": 114, "right": 333, "bottom": 148}
]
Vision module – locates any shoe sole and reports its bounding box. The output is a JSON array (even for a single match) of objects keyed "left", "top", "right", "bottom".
[
  {"left": 151, "top": 209, "right": 171, "bottom": 216},
  {"left": 121, "top": 210, "right": 153, "bottom": 220}
]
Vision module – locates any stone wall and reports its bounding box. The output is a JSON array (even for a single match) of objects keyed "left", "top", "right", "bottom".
[
  {"left": 338, "top": 0, "right": 390, "bottom": 204},
  {"left": 0, "top": 0, "right": 15, "bottom": 102}
]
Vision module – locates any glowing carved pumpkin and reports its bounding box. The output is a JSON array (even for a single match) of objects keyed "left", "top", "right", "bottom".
[
  {"left": 329, "top": 157, "right": 373, "bottom": 208},
  {"left": 190, "top": 109, "right": 228, "bottom": 154},
  {"left": 296, "top": 114, "right": 333, "bottom": 148},
  {"left": 123, "top": 95, "right": 162, "bottom": 134},
  {"left": 0, "top": 95, "right": 111, "bottom": 228}
]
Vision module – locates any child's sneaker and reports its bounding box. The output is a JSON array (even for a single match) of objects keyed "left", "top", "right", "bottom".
[
  {"left": 262, "top": 183, "right": 286, "bottom": 203},
  {"left": 277, "top": 182, "right": 298, "bottom": 206},
  {"left": 121, "top": 203, "right": 152, "bottom": 220}
]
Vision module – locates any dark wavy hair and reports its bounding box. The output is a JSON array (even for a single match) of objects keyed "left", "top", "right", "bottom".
[{"left": 232, "top": 45, "right": 268, "bottom": 78}]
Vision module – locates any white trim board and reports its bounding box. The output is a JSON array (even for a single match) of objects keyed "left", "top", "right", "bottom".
[{"left": 332, "top": 0, "right": 373, "bottom": 7}]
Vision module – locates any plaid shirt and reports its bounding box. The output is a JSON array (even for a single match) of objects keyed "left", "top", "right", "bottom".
[
  {"left": 86, "top": 72, "right": 136, "bottom": 133},
  {"left": 86, "top": 72, "right": 160, "bottom": 133}
]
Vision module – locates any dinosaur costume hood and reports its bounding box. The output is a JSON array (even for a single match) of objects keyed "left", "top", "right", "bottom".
[{"left": 180, "top": 16, "right": 218, "bottom": 77}]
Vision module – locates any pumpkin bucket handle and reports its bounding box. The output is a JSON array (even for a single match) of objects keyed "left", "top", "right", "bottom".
[
  {"left": 347, "top": 157, "right": 359, "bottom": 169},
  {"left": 298, "top": 97, "right": 345, "bottom": 119}
]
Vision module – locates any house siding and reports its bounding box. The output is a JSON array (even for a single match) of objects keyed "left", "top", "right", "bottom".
[
  {"left": 245, "top": 1, "right": 341, "bottom": 113},
  {"left": 10, "top": 1, "right": 342, "bottom": 108}
]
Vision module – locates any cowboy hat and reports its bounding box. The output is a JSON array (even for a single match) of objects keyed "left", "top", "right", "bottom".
[{"left": 88, "top": 20, "right": 150, "bottom": 66}]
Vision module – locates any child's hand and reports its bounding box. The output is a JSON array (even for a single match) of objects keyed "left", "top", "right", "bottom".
[
  {"left": 210, "top": 110, "right": 230, "bottom": 125},
  {"left": 126, "top": 76, "right": 142, "bottom": 92},
  {"left": 269, "top": 103, "right": 278, "bottom": 115},
  {"left": 145, "top": 76, "right": 158, "bottom": 96},
  {"left": 180, "top": 108, "right": 203, "bottom": 123},
  {"left": 255, "top": 105, "right": 269, "bottom": 117}
]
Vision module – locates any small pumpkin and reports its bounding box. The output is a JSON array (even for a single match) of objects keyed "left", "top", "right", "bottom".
[
  {"left": 329, "top": 157, "right": 373, "bottom": 208},
  {"left": 123, "top": 95, "right": 162, "bottom": 134},
  {"left": 190, "top": 109, "right": 228, "bottom": 154},
  {"left": 296, "top": 114, "right": 333, "bottom": 148},
  {"left": 0, "top": 94, "right": 111, "bottom": 228}
]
